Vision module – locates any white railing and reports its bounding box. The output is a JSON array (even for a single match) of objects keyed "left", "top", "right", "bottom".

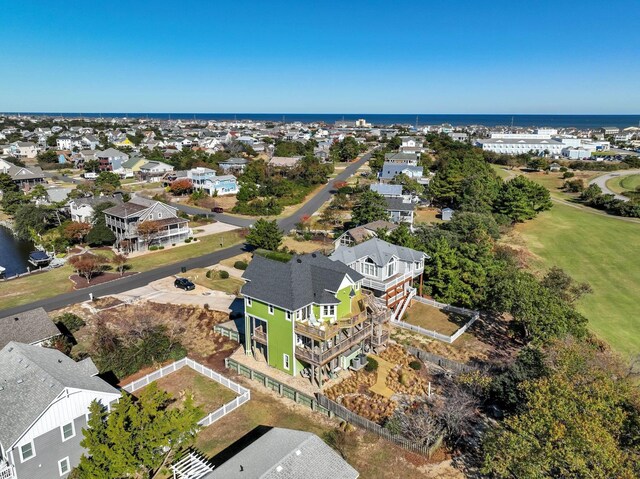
[
  {"left": 392, "top": 287, "right": 416, "bottom": 322},
  {"left": 361, "top": 270, "right": 414, "bottom": 291},
  {"left": 0, "top": 461, "right": 15, "bottom": 479},
  {"left": 122, "top": 357, "right": 250, "bottom": 428},
  {"left": 391, "top": 296, "right": 479, "bottom": 344}
]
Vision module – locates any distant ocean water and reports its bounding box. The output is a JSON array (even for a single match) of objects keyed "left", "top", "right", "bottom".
[{"left": 5, "top": 113, "right": 640, "bottom": 129}]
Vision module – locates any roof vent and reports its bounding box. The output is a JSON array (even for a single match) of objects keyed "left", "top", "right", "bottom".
[
  {"left": 276, "top": 466, "right": 283, "bottom": 472},
  {"left": 58, "top": 359, "right": 62, "bottom": 363},
  {"left": 295, "top": 449, "right": 301, "bottom": 456},
  {"left": 311, "top": 253, "right": 316, "bottom": 258},
  {"left": 296, "top": 258, "right": 302, "bottom": 263},
  {"left": 14, "top": 317, "right": 19, "bottom": 321},
  {"left": 17, "top": 379, "right": 23, "bottom": 384}
]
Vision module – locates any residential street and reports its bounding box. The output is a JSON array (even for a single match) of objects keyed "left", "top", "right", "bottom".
[{"left": 0, "top": 151, "right": 374, "bottom": 317}]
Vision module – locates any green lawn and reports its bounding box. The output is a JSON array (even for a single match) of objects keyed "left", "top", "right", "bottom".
[
  {"left": 186, "top": 268, "right": 244, "bottom": 294},
  {"left": 515, "top": 202, "right": 640, "bottom": 357},
  {"left": 606, "top": 174, "right": 640, "bottom": 195},
  {"left": 0, "top": 231, "right": 243, "bottom": 310}
]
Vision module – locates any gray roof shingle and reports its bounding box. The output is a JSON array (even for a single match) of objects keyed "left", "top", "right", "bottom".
[
  {"left": 204, "top": 427, "right": 359, "bottom": 479},
  {"left": 0, "top": 308, "right": 60, "bottom": 349},
  {"left": 330, "top": 238, "right": 426, "bottom": 267},
  {"left": 241, "top": 253, "right": 363, "bottom": 310},
  {"left": 0, "top": 342, "right": 119, "bottom": 448}
]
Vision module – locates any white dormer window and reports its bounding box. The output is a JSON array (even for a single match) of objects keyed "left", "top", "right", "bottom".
[
  {"left": 268, "top": 304, "right": 274, "bottom": 315},
  {"left": 246, "top": 297, "right": 252, "bottom": 307},
  {"left": 158, "top": 212, "right": 162, "bottom": 219},
  {"left": 363, "top": 258, "right": 376, "bottom": 276},
  {"left": 387, "top": 258, "right": 397, "bottom": 277}
]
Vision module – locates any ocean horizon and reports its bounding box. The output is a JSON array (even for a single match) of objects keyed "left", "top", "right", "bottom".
[{"left": 3, "top": 112, "right": 640, "bottom": 129}]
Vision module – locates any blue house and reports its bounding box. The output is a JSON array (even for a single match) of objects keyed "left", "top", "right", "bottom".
[{"left": 187, "top": 167, "right": 239, "bottom": 196}]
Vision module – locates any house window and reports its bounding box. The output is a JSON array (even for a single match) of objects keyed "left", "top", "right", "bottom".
[
  {"left": 20, "top": 441, "right": 35, "bottom": 462},
  {"left": 158, "top": 212, "right": 162, "bottom": 219},
  {"left": 363, "top": 258, "right": 376, "bottom": 276},
  {"left": 387, "top": 258, "right": 396, "bottom": 277},
  {"left": 283, "top": 354, "right": 290, "bottom": 370},
  {"left": 286, "top": 311, "right": 292, "bottom": 321},
  {"left": 246, "top": 297, "right": 252, "bottom": 307},
  {"left": 268, "top": 304, "right": 274, "bottom": 315},
  {"left": 322, "top": 305, "right": 335, "bottom": 316},
  {"left": 61, "top": 422, "right": 75, "bottom": 441},
  {"left": 58, "top": 457, "right": 70, "bottom": 476}
]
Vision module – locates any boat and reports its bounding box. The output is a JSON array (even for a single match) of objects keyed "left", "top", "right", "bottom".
[{"left": 28, "top": 250, "right": 53, "bottom": 267}]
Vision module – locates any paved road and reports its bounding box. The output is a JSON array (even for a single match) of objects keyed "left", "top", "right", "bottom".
[
  {"left": 0, "top": 151, "right": 374, "bottom": 317},
  {"left": 589, "top": 169, "right": 640, "bottom": 201}
]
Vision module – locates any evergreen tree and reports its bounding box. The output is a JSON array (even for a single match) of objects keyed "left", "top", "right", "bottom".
[
  {"left": 246, "top": 219, "right": 283, "bottom": 250},
  {"left": 351, "top": 190, "right": 388, "bottom": 225}
]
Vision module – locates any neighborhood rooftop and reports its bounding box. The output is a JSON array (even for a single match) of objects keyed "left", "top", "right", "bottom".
[
  {"left": 0, "top": 342, "right": 118, "bottom": 448},
  {"left": 241, "top": 253, "right": 363, "bottom": 311},
  {"left": 0, "top": 308, "right": 60, "bottom": 349}
]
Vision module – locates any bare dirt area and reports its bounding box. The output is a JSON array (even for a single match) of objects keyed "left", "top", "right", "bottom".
[{"left": 190, "top": 194, "right": 238, "bottom": 211}]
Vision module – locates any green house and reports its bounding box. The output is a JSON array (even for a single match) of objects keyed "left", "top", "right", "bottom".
[{"left": 241, "top": 253, "right": 390, "bottom": 386}]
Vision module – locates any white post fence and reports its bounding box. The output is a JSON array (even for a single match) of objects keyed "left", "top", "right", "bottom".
[
  {"left": 122, "top": 357, "right": 250, "bottom": 428},
  {"left": 391, "top": 295, "right": 480, "bottom": 344}
]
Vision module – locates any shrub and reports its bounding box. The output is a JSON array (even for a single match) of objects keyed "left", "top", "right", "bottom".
[
  {"left": 219, "top": 270, "right": 230, "bottom": 279},
  {"left": 234, "top": 260, "right": 248, "bottom": 270},
  {"left": 409, "top": 360, "right": 422, "bottom": 371},
  {"left": 149, "top": 245, "right": 159, "bottom": 251},
  {"left": 158, "top": 246, "right": 164, "bottom": 250},
  {"left": 364, "top": 356, "right": 379, "bottom": 372},
  {"left": 56, "top": 312, "right": 86, "bottom": 333},
  {"left": 184, "top": 238, "right": 192, "bottom": 243},
  {"left": 562, "top": 171, "right": 575, "bottom": 179},
  {"left": 205, "top": 270, "right": 212, "bottom": 279}
]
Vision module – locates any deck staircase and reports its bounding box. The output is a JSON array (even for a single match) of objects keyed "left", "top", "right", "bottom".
[{"left": 392, "top": 287, "right": 416, "bottom": 322}]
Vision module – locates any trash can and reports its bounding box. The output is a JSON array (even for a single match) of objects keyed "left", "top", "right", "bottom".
[{"left": 181, "top": 266, "right": 187, "bottom": 273}]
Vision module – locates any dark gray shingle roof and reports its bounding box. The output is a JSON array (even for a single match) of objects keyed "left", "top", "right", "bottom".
[
  {"left": 0, "top": 308, "right": 60, "bottom": 349},
  {"left": 241, "top": 253, "right": 362, "bottom": 310}
]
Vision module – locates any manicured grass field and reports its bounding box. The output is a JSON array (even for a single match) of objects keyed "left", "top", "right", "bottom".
[
  {"left": 606, "top": 174, "right": 640, "bottom": 195},
  {"left": 186, "top": 267, "right": 244, "bottom": 294},
  {"left": 514, "top": 201, "right": 640, "bottom": 357}
]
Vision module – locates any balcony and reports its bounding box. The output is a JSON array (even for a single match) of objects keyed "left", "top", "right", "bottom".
[
  {"left": 336, "top": 309, "right": 368, "bottom": 329},
  {"left": 360, "top": 269, "right": 418, "bottom": 292},
  {"left": 371, "top": 329, "right": 390, "bottom": 347},
  {"left": 252, "top": 325, "right": 267, "bottom": 344},
  {"left": 0, "top": 461, "right": 15, "bottom": 479},
  {"left": 295, "top": 326, "right": 371, "bottom": 366},
  {"left": 294, "top": 321, "right": 339, "bottom": 341}
]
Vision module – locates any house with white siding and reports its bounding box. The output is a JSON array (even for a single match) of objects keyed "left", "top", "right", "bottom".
[{"left": 0, "top": 342, "right": 120, "bottom": 479}]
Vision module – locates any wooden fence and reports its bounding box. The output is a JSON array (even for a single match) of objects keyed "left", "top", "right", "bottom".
[
  {"left": 122, "top": 357, "right": 250, "bottom": 427},
  {"left": 404, "top": 345, "right": 482, "bottom": 374},
  {"left": 213, "top": 324, "right": 241, "bottom": 342},
  {"left": 225, "top": 357, "right": 332, "bottom": 416},
  {"left": 316, "top": 395, "right": 443, "bottom": 458}
]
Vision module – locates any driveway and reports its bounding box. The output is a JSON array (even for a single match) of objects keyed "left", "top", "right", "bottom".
[
  {"left": 112, "top": 276, "right": 236, "bottom": 312},
  {"left": 589, "top": 169, "right": 640, "bottom": 201}
]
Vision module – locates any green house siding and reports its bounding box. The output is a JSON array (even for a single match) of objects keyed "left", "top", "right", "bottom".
[
  {"left": 336, "top": 285, "right": 359, "bottom": 318},
  {"left": 245, "top": 298, "right": 295, "bottom": 375}
]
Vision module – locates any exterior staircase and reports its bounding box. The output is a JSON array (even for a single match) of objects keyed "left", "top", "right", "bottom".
[{"left": 392, "top": 287, "right": 416, "bottom": 322}]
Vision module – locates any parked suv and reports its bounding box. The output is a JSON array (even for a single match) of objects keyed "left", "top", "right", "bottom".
[
  {"left": 211, "top": 206, "right": 224, "bottom": 213},
  {"left": 174, "top": 277, "right": 195, "bottom": 291}
]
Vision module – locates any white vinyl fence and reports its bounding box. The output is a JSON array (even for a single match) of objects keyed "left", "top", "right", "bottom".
[
  {"left": 122, "top": 357, "right": 250, "bottom": 427},
  {"left": 392, "top": 296, "right": 479, "bottom": 344}
]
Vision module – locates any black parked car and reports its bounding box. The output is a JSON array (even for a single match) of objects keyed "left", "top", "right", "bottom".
[{"left": 174, "top": 277, "right": 195, "bottom": 291}]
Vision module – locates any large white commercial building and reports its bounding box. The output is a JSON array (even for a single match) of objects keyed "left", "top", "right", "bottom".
[{"left": 477, "top": 138, "right": 565, "bottom": 155}]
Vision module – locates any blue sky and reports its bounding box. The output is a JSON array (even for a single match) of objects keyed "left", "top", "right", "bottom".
[{"left": 1, "top": 0, "right": 639, "bottom": 113}]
